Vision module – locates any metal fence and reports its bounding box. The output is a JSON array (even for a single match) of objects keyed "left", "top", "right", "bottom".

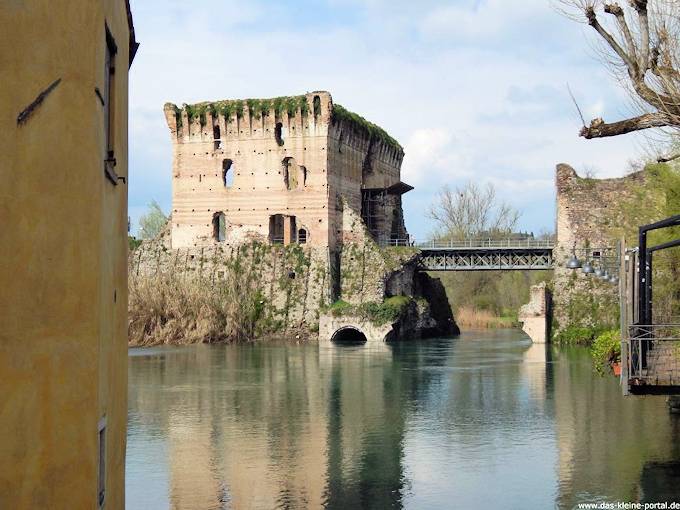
[
  {"left": 627, "top": 323, "right": 680, "bottom": 388},
  {"left": 378, "top": 237, "right": 555, "bottom": 250}
]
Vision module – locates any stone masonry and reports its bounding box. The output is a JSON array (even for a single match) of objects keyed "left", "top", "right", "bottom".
[
  {"left": 132, "top": 94, "right": 455, "bottom": 344},
  {"left": 163, "top": 91, "right": 411, "bottom": 251},
  {"left": 553, "top": 163, "right": 649, "bottom": 333}
]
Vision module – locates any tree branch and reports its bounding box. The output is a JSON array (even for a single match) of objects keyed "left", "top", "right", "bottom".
[
  {"left": 604, "top": 3, "right": 639, "bottom": 72},
  {"left": 586, "top": 6, "right": 638, "bottom": 74},
  {"left": 657, "top": 152, "right": 680, "bottom": 163},
  {"left": 579, "top": 112, "right": 673, "bottom": 138},
  {"left": 632, "top": 0, "right": 651, "bottom": 71}
]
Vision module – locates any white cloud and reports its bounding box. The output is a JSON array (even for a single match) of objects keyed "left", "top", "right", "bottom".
[{"left": 127, "top": 0, "right": 655, "bottom": 238}]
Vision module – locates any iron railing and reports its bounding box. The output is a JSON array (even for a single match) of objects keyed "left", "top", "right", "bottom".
[
  {"left": 379, "top": 237, "right": 554, "bottom": 250},
  {"left": 627, "top": 324, "right": 680, "bottom": 387}
]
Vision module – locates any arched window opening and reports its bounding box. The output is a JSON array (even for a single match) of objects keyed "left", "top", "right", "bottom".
[
  {"left": 275, "top": 122, "right": 284, "bottom": 146},
  {"left": 313, "top": 95, "right": 321, "bottom": 118},
  {"left": 298, "top": 228, "right": 308, "bottom": 244},
  {"left": 269, "top": 214, "right": 285, "bottom": 245},
  {"left": 213, "top": 125, "right": 221, "bottom": 151},
  {"left": 212, "top": 212, "right": 226, "bottom": 242},
  {"left": 331, "top": 327, "right": 367, "bottom": 345},
  {"left": 301, "top": 166, "right": 308, "bottom": 187},
  {"left": 222, "top": 159, "right": 234, "bottom": 188}
]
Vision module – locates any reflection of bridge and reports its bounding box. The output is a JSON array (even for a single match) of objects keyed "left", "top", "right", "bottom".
[{"left": 383, "top": 238, "right": 555, "bottom": 271}]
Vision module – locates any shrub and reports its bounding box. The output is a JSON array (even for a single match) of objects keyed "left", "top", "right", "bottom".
[
  {"left": 359, "top": 296, "right": 411, "bottom": 326},
  {"left": 553, "top": 325, "right": 605, "bottom": 346},
  {"left": 590, "top": 329, "right": 621, "bottom": 376},
  {"left": 328, "top": 300, "right": 352, "bottom": 317},
  {"left": 324, "top": 296, "right": 412, "bottom": 326}
]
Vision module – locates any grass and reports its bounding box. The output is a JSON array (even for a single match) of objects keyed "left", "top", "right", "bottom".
[
  {"left": 553, "top": 324, "right": 608, "bottom": 346},
  {"left": 325, "top": 296, "right": 413, "bottom": 326},
  {"left": 331, "top": 103, "right": 402, "bottom": 152},
  {"left": 171, "top": 95, "right": 310, "bottom": 125},
  {"left": 455, "top": 306, "right": 517, "bottom": 329},
  {"left": 129, "top": 269, "right": 266, "bottom": 346}
]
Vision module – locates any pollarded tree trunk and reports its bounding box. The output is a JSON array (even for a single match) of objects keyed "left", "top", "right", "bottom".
[{"left": 560, "top": 0, "right": 680, "bottom": 139}]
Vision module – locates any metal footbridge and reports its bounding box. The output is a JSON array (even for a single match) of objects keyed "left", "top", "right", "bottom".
[{"left": 383, "top": 238, "right": 555, "bottom": 271}]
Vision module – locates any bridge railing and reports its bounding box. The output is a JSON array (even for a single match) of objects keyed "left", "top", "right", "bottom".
[{"left": 378, "top": 237, "right": 554, "bottom": 249}]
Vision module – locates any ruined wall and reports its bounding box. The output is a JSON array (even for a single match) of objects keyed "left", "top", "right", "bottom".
[
  {"left": 151, "top": 93, "right": 444, "bottom": 345},
  {"left": 164, "top": 93, "right": 333, "bottom": 249},
  {"left": 326, "top": 108, "right": 406, "bottom": 246},
  {"left": 553, "top": 163, "right": 650, "bottom": 336},
  {"left": 165, "top": 91, "right": 411, "bottom": 252},
  {"left": 131, "top": 226, "right": 332, "bottom": 336}
]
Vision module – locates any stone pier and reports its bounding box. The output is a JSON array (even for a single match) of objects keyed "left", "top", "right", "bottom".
[{"left": 519, "top": 282, "right": 552, "bottom": 344}]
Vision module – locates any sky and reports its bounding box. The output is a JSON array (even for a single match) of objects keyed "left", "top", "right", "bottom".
[{"left": 128, "top": 0, "right": 652, "bottom": 239}]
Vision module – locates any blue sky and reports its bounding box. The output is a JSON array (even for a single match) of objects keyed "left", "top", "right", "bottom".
[{"left": 128, "top": 0, "right": 651, "bottom": 239}]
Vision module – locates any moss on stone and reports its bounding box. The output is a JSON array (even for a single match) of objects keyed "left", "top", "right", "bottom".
[
  {"left": 331, "top": 103, "right": 402, "bottom": 152},
  {"left": 170, "top": 95, "right": 311, "bottom": 126}
]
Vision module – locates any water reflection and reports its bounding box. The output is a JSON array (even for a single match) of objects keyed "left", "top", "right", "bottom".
[
  {"left": 553, "top": 347, "right": 680, "bottom": 509},
  {"left": 127, "top": 331, "right": 680, "bottom": 510}
]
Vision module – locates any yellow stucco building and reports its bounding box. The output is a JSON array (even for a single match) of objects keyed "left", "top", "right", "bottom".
[{"left": 0, "top": 2, "right": 137, "bottom": 508}]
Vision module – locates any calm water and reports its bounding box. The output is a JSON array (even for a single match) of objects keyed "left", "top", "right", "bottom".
[{"left": 126, "top": 330, "right": 680, "bottom": 510}]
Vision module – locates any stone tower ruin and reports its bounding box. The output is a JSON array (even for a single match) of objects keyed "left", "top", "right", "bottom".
[{"left": 163, "top": 91, "right": 412, "bottom": 250}]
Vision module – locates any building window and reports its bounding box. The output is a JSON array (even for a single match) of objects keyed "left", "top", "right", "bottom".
[
  {"left": 213, "top": 125, "right": 221, "bottom": 151},
  {"left": 222, "top": 159, "right": 234, "bottom": 188},
  {"left": 212, "top": 212, "right": 226, "bottom": 242},
  {"left": 298, "top": 228, "right": 308, "bottom": 244},
  {"left": 301, "top": 166, "right": 308, "bottom": 187},
  {"left": 313, "top": 95, "right": 321, "bottom": 118},
  {"left": 275, "top": 122, "right": 284, "bottom": 146},
  {"left": 270, "top": 214, "right": 285, "bottom": 244},
  {"left": 103, "top": 26, "right": 118, "bottom": 185},
  {"left": 282, "top": 157, "right": 299, "bottom": 190},
  {"left": 98, "top": 417, "right": 107, "bottom": 508}
]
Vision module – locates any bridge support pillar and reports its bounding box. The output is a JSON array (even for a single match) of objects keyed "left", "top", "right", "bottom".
[
  {"left": 318, "top": 314, "right": 395, "bottom": 345},
  {"left": 518, "top": 282, "right": 552, "bottom": 344}
]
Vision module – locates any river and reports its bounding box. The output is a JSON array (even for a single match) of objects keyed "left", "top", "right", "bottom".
[{"left": 126, "top": 330, "right": 680, "bottom": 509}]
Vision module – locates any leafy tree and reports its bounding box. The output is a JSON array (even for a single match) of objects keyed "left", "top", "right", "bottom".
[{"left": 138, "top": 200, "right": 168, "bottom": 240}]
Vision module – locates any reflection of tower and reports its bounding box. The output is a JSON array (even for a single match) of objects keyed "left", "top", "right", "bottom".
[
  {"left": 321, "top": 343, "right": 405, "bottom": 510},
  {"left": 128, "top": 342, "right": 421, "bottom": 510},
  {"left": 217, "top": 346, "right": 329, "bottom": 509},
  {"left": 168, "top": 416, "right": 223, "bottom": 510}
]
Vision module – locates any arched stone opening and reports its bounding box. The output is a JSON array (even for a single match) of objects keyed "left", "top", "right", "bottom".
[
  {"left": 331, "top": 326, "right": 367, "bottom": 345},
  {"left": 275, "top": 122, "right": 284, "bottom": 146},
  {"left": 222, "top": 159, "right": 234, "bottom": 188},
  {"left": 298, "top": 228, "right": 308, "bottom": 244},
  {"left": 212, "top": 212, "right": 226, "bottom": 242},
  {"left": 313, "top": 95, "right": 321, "bottom": 119}
]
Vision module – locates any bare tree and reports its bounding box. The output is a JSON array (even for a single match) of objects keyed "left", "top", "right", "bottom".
[
  {"left": 427, "top": 182, "right": 520, "bottom": 240},
  {"left": 557, "top": 0, "right": 680, "bottom": 148}
]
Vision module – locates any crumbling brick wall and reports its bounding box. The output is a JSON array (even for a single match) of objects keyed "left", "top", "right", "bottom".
[{"left": 553, "top": 163, "right": 649, "bottom": 335}]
